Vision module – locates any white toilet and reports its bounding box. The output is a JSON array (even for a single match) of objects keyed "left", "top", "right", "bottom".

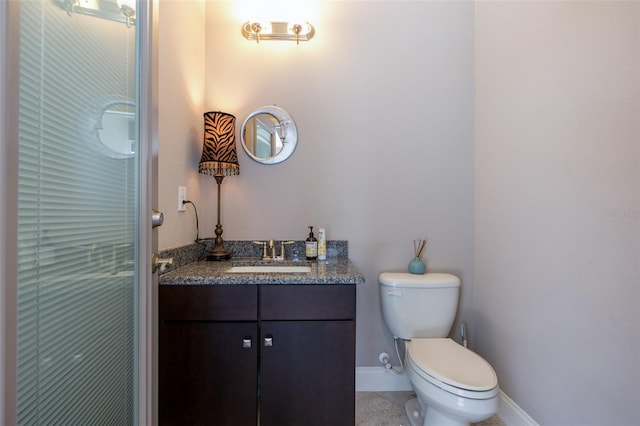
[{"left": 379, "top": 272, "right": 499, "bottom": 426}]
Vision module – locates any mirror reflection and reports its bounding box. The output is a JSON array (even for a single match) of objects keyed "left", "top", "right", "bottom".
[
  {"left": 96, "top": 101, "right": 136, "bottom": 158},
  {"left": 241, "top": 106, "right": 298, "bottom": 165},
  {"left": 244, "top": 113, "right": 284, "bottom": 159}
]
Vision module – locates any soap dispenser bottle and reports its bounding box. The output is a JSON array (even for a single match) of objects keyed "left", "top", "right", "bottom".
[{"left": 305, "top": 226, "right": 318, "bottom": 260}]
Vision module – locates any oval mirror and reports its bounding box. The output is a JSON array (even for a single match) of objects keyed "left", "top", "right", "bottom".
[
  {"left": 95, "top": 100, "right": 136, "bottom": 158},
  {"left": 241, "top": 106, "right": 297, "bottom": 164}
]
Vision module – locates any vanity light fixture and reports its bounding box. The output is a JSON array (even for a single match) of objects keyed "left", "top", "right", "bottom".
[
  {"left": 198, "top": 112, "right": 240, "bottom": 261},
  {"left": 54, "top": 0, "right": 136, "bottom": 26},
  {"left": 241, "top": 21, "right": 315, "bottom": 45}
]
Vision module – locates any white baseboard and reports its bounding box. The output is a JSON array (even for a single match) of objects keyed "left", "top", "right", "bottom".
[
  {"left": 355, "top": 367, "right": 538, "bottom": 426},
  {"left": 498, "top": 390, "right": 539, "bottom": 426},
  {"left": 355, "top": 366, "right": 412, "bottom": 391}
]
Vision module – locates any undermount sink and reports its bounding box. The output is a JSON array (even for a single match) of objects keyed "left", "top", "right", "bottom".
[{"left": 226, "top": 265, "right": 312, "bottom": 273}]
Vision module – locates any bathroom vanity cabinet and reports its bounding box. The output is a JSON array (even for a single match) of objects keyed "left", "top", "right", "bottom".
[{"left": 159, "top": 284, "right": 356, "bottom": 426}]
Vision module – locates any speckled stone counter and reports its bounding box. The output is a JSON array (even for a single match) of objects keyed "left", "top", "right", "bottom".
[
  {"left": 157, "top": 240, "right": 350, "bottom": 271},
  {"left": 159, "top": 257, "right": 364, "bottom": 285}
]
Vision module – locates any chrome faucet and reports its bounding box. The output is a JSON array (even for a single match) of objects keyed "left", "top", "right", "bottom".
[
  {"left": 277, "top": 240, "right": 295, "bottom": 261},
  {"left": 268, "top": 239, "right": 276, "bottom": 260},
  {"left": 253, "top": 240, "right": 269, "bottom": 260},
  {"left": 253, "top": 240, "right": 294, "bottom": 261}
]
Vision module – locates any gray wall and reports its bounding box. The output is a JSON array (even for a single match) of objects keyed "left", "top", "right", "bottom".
[
  {"left": 474, "top": 2, "right": 640, "bottom": 424},
  {"left": 202, "top": 1, "right": 475, "bottom": 368},
  {"left": 157, "top": 1, "right": 640, "bottom": 423}
]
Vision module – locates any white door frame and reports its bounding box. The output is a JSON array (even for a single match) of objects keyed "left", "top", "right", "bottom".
[
  {"left": 0, "top": 1, "right": 19, "bottom": 424},
  {"left": 137, "top": 0, "right": 159, "bottom": 424}
]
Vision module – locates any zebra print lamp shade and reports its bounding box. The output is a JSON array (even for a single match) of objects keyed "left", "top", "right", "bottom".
[
  {"left": 198, "top": 111, "right": 240, "bottom": 176},
  {"left": 198, "top": 111, "right": 239, "bottom": 261}
]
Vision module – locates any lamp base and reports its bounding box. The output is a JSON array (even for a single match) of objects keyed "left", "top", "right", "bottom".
[
  {"left": 206, "top": 250, "right": 231, "bottom": 261},
  {"left": 206, "top": 175, "right": 231, "bottom": 261},
  {"left": 206, "top": 232, "right": 231, "bottom": 261}
]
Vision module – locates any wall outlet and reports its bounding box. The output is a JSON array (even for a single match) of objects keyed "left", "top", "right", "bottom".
[{"left": 178, "top": 186, "right": 187, "bottom": 212}]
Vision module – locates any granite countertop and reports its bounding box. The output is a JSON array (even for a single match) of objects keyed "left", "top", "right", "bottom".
[{"left": 159, "top": 257, "right": 365, "bottom": 285}]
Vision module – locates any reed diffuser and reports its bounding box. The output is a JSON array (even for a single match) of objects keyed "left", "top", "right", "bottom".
[{"left": 408, "top": 239, "right": 427, "bottom": 274}]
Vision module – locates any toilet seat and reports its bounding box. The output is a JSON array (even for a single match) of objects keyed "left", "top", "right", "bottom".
[{"left": 407, "top": 338, "right": 498, "bottom": 400}]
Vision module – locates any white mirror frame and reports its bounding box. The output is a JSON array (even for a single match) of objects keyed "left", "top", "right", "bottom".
[
  {"left": 82, "top": 97, "right": 136, "bottom": 159},
  {"left": 95, "top": 100, "right": 136, "bottom": 158},
  {"left": 240, "top": 105, "right": 298, "bottom": 165}
]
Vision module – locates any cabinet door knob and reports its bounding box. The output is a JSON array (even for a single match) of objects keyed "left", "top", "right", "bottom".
[
  {"left": 242, "top": 338, "right": 252, "bottom": 348},
  {"left": 264, "top": 336, "right": 273, "bottom": 347}
]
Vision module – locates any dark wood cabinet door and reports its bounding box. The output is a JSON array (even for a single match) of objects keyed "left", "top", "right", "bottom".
[
  {"left": 259, "top": 320, "right": 355, "bottom": 426},
  {"left": 159, "top": 321, "right": 258, "bottom": 426}
]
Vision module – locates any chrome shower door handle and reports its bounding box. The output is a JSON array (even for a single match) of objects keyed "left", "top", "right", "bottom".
[{"left": 151, "top": 209, "right": 164, "bottom": 228}]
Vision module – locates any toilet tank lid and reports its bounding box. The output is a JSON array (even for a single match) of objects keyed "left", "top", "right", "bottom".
[{"left": 379, "top": 272, "right": 460, "bottom": 288}]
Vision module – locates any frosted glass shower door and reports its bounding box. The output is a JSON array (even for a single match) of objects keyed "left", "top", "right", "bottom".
[{"left": 16, "top": 1, "right": 143, "bottom": 424}]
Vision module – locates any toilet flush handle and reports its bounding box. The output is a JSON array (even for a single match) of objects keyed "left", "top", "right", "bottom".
[{"left": 387, "top": 289, "right": 402, "bottom": 297}]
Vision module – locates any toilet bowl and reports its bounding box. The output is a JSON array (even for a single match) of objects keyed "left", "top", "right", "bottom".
[
  {"left": 405, "top": 338, "right": 499, "bottom": 426},
  {"left": 378, "top": 272, "right": 499, "bottom": 426}
]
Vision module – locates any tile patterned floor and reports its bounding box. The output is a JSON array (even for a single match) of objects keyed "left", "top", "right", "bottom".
[{"left": 355, "top": 391, "right": 505, "bottom": 426}]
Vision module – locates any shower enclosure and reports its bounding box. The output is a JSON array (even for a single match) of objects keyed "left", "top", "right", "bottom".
[{"left": 2, "top": 0, "right": 156, "bottom": 424}]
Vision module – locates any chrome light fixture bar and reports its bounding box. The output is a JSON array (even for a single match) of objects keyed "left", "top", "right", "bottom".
[
  {"left": 241, "top": 21, "right": 315, "bottom": 44},
  {"left": 54, "top": 0, "right": 136, "bottom": 26}
]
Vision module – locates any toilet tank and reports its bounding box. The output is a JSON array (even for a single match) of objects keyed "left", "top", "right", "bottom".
[{"left": 379, "top": 272, "right": 460, "bottom": 339}]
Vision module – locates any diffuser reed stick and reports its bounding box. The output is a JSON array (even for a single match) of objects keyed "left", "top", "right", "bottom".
[{"left": 414, "top": 239, "right": 427, "bottom": 258}]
